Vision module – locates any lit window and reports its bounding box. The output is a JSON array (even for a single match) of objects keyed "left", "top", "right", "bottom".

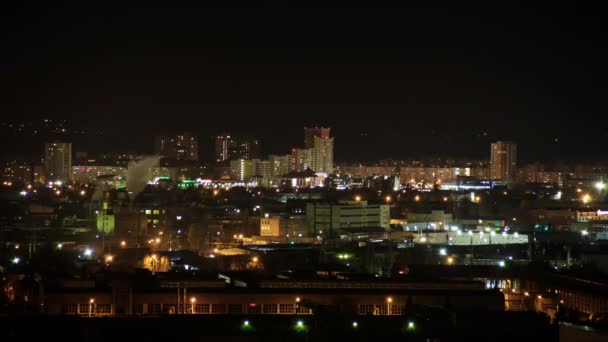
[
  {"left": 145, "top": 210, "right": 151, "bottom": 215},
  {"left": 153, "top": 210, "right": 160, "bottom": 215}
]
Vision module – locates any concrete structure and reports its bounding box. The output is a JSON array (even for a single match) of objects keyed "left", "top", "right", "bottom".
[
  {"left": 239, "top": 136, "right": 261, "bottom": 160},
  {"left": 72, "top": 165, "right": 127, "bottom": 183},
  {"left": 269, "top": 154, "right": 292, "bottom": 176},
  {"left": 230, "top": 159, "right": 272, "bottom": 181},
  {"left": 215, "top": 134, "right": 261, "bottom": 163},
  {"left": 260, "top": 217, "right": 281, "bottom": 237},
  {"left": 312, "top": 136, "right": 334, "bottom": 174},
  {"left": 291, "top": 148, "right": 314, "bottom": 172},
  {"left": 304, "top": 126, "right": 331, "bottom": 149},
  {"left": 155, "top": 132, "right": 199, "bottom": 162},
  {"left": 490, "top": 141, "right": 517, "bottom": 181},
  {"left": 407, "top": 210, "right": 453, "bottom": 230},
  {"left": 215, "top": 133, "right": 233, "bottom": 163},
  {"left": 45, "top": 142, "right": 72, "bottom": 182},
  {"left": 306, "top": 201, "right": 390, "bottom": 238}
]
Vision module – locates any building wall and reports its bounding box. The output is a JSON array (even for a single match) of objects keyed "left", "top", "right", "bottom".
[
  {"left": 490, "top": 141, "right": 517, "bottom": 181},
  {"left": 155, "top": 132, "right": 199, "bottom": 162},
  {"left": 291, "top": 148, "right": 314, "bottom": 172},
  {"left": 269, "top": 154, "right": 292, "bottom": 177},
  {"left": 304, "top": 126, "right": 331, "bottom": 149},
  {"left": 306, "top": 201, "right": 390, "bottom": 237},
  {"left": 72, "top": 166, "right": 127, "bottom": 183},
  {"left": 260, "top": 217, "right": 281, "bottom": 236},
  {"left": 45, "top": 142, "right": 72, "bottom": 182},
  {"left": 312, "top": 136, "right": 334, "bottom": 174}
]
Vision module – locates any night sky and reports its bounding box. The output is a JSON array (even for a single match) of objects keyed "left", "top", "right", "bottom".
[{"left": 1, "top": 3, "right": 608, "bottom": 162}]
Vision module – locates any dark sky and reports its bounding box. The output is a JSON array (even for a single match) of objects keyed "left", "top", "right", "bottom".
[{"left": 1, "top": 3, "right": 608, "bottom": 162}]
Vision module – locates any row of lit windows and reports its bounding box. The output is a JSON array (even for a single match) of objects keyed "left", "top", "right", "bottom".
[
  {"left": 133, "top": 303, "right": 310, "bottom": 315},
  {"left": 63, "top": 303, "right": 112, "bottom": 314},
  {"left": 144, "top": 209, "right": 164, "bottom": 215},
  {"left": 358, "top": 304, "right": 404, "bottom": 315}
]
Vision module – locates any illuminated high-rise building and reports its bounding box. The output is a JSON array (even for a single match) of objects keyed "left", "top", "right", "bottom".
[
  {"left": 240, "top": 136, "right": 261, "bottom": 160},
  {"left": 215, "top": 134, "right": 233, "bottom": 163},
  {"left": 304, "top": 127, "right": 331, "bottom": 149},
  {"left": 45, "top": 142, "right": 72, "bottom": 182},
  {"left": 291, "top": 148, "right": 314, "bottom": 171},
  {"left": 155, "top": 132, "right": 199, "bottom": 162},
  {"left": 312, "top": 136, "right": 334, "bottom": 174},
  {"left": 215, "top": 134, "right": 261, "bottom": 163},
  {"left": 490, "top": 141, "right": 517, "bottom": 180},
  {"left": 269, "top": 154, "right": 292, "bottom": 176}
]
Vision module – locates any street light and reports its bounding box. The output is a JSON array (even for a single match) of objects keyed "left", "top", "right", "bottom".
[
  {"left": 355, "top": 195, "right": 361, "bottom": 202},
  {"left": 595, "top": 181, "right": 606, "bottom": 191},
  {"left": 191, "top": 297, "right": 196, "bottom": 314},
  {"left": 582, "top": 194, "right": 591, "bottom": 204},
  {"left": 89, "top": 298, "right": 95, "bottom": 317},
  {"left": 385, "top": 195, "right": 391, "bottom": 205},
  {"left": 387, "top": 297, "right": 392, "bottom": 315},
  {"left": 407, "top": 321, "right": 415, "bottom": 331}
]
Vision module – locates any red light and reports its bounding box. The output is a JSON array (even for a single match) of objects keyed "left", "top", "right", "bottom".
[
  {"left": 398, "top": 270, "right": 405, "bottom": 275},
  {"left": 249, "top": 303, "right": 256, "bottom": 307}
]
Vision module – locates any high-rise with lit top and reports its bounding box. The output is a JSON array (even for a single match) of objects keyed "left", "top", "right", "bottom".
[{"left": 490, "top": 141, "right": 517, "bottom": 181}]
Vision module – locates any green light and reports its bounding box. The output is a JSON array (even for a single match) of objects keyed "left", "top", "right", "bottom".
[
  {"left": 294, "top": 320, "right": 306, "bottom": 332},
  {"left": 241, "top": 319, "right": 253, "bottom": 331},
  {"left": 407, "top": 321, "right": 415, "bottom": 331},
  {"left": 352, "top": 321, "right": 358, "bottom": 328}
]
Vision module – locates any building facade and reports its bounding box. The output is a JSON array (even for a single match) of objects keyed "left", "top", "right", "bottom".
[
  {"left": 45, "top": 142, "right": 72, "bottom": 182},
  {"left": 155, "top": 132, "right": 199, "bottom": 162},
  {"left": 312, "top": 136, "right": 334, "bottom": 174},
  {"left": 306, "top": 201, "right": 390, "bottom": 238},
  {"left": 304, "top": 127, "right": 331, "bottom": 149},
  {"left": 490, "top": 141, "right": 517, "bottom": 181},
  {"left": 215, "top": 134, "right": 261, "bottom": 163}
]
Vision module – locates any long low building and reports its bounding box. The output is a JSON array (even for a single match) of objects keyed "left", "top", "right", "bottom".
[{"left": 42, "top": 276, "right": 503, "bottom": 316}]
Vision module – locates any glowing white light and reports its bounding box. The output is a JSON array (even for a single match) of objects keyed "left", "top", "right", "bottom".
[{"left": 84, "top": 248, "right": 92, "bottom": 256}]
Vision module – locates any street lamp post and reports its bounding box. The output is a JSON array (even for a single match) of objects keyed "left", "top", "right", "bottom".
[
  {"left": 89, "top": 298, "right": 95, "bottom": 317},
  {"left": 386, "top": 297, "right": 392, "bottom": 315},
  {"left": 191, "top": 297, "right": 196, "bottom": 314}
]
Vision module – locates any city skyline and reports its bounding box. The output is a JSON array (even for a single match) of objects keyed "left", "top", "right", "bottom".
[
  {"left": 3, "top": 4, "right": 608, "bottom": 339},
  {"left": 1, "top": 4, "right": 608, "bottom": 162},
  {"left": 2, "top": 119, "right": 607, "bottom": 164}
]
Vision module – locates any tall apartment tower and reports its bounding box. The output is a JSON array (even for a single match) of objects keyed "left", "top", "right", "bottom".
[
  {"left": 304, "top": 127, "right": 331, "bottom": 149},
  {"left": 45, "top": 142, "right": 72, "bottom": 182},
  {"left": 312, "top": 136, "right": 334, "bottom": 174},
  {"left": 215, "top": 134, "right": 261, "bottom": 163},
  {"left": 490, "top": 141, "right": 517, "bottom": 180},
  {"left": 240, "top": 136, "right": 261, "bottom": 160},
  {"left": 215, "top": 134, "right": 233, "bottom": 163},
  {"left": 154, "top": 132, "right": 199, "bottom": 162}
]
